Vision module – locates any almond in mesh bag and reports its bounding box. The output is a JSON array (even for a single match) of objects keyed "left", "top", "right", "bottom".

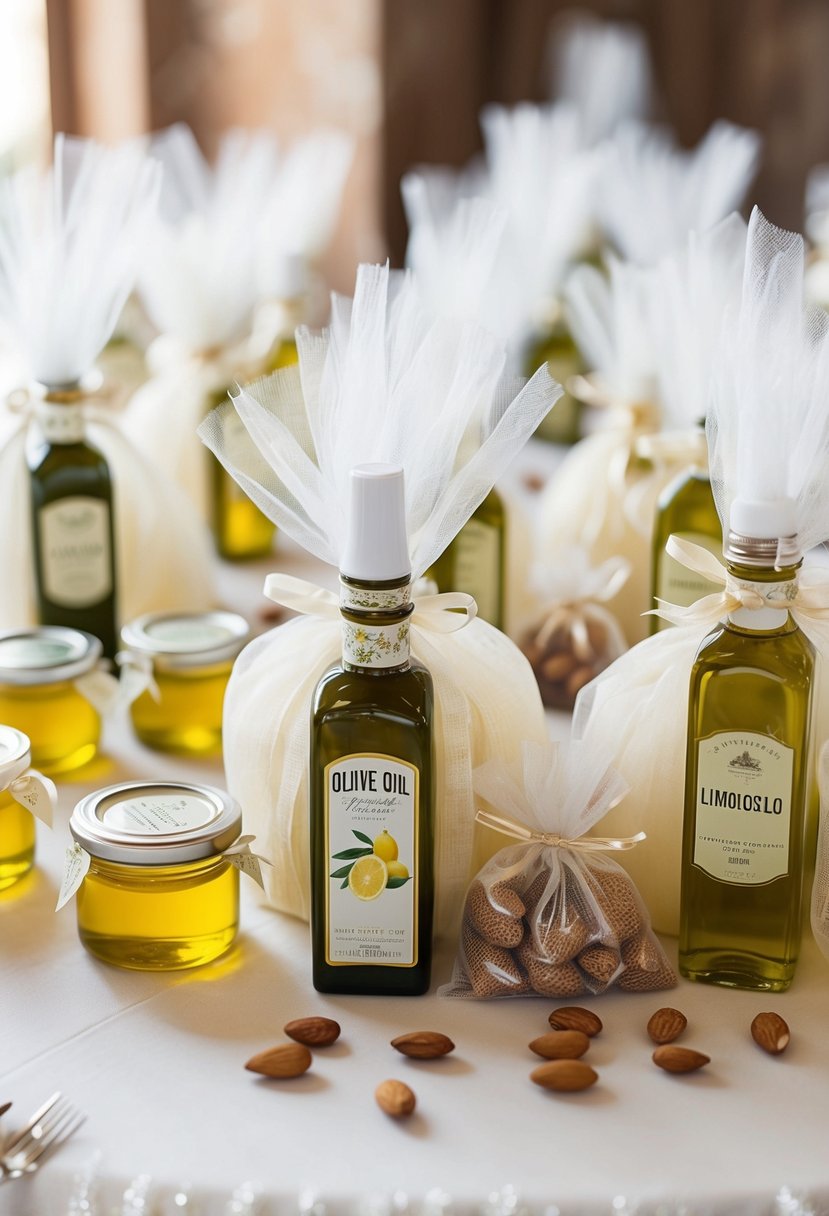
[{"left": 439, "top": 740, "right": 676, "bottom": 999}]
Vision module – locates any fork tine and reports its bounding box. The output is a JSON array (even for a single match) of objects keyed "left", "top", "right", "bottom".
[
  {"left": 21, "top": 1112, "right": 86, "bottom": 1171},
  {"left": 12, "top": 1095, "right": 70, "bottom": 1155},
  {"left": 2, "top": 1093, "right": 61, "bottom": 1156}
]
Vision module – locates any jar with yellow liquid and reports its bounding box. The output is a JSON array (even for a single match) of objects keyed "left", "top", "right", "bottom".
[
  {"left": 0, "top": 726, "right": 38, "bottom": 891},
  {"left": 121, "top": 611, "right": 249, "bottom": 756},
  {"left": 67, "top": 781, "right": 244, "bottom": 970},
  {"left": 0, "top": 628, "right": 102, "bottom": 775}
]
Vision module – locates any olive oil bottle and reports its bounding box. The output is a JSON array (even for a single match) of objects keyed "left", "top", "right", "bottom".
[
  {"left": 680, "top": 515, "right": 814, "bottom": 992},
  {"left": 428, "top": 488, "right": 505, "bottom": 629},
  {"left": 311, "top": 464, "right": 434, "bottom": 995},
  {"left": 650, "top": 460, "right": 722, "bottom": 633},
  {"left": 525, "top": 320, "right": 583, "bottom": 445},
  {"left": 28, "top": 385, "right": 118, "bottom": 660},
  {"left": 207, "top": 386, "right": 276, "bottom": 561}
]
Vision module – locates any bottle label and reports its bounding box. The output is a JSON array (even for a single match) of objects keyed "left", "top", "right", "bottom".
[
  {"left": 103, "top": 793, "right": 216, "bottom": 834},
  {"left": 341, "top": 618, "right": 410, "bottom": 668},
  {"left": 35, "top": 401, "right": 85, "bottom": 444},
  {"left": 657, "top": 529, "right": 722, "bottom": 608},
  {"left": 450, "top": 518, "right": 501, "bottom": 625},
  {"left": 324, "top": 754, "right": 418, "bottom": 967},
  {"left": 38, "top": 496, "right": 113, "bottom": 607},
  {"left": 693, "top": 732, "right": 794, "bottom": 885}
]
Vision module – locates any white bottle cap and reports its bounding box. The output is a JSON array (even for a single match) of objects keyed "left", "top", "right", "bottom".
[
  {"left": 341, "top": 464, "right": 410, "bottom": 583},
  {"left": 729, "top": 496, "right": 798, "bottom": 540}
]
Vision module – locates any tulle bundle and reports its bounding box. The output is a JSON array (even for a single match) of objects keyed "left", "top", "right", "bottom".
[
  {"left": 546, "top": 10, "right": 653, "bottom": 146},
  {"left": 441, "top": 740, "right": 675, "bottom": 999},
  {"left": 124, "top": 124, "right": 352, "bottom": 524},
  {"left": 0, "top": 135, "right": 214, "bottom": 629},
  {"left": 536, "top": 255, "right": 665, "bottom": 644},
  {"left": 199, "top": 262, "right": 563, "bottom": 933},
  {"left": 574, "top": 208, "right": 829, "bottom": 935},
  {"left": 598, "top": 120, "right": 761, "bottom": 267}
]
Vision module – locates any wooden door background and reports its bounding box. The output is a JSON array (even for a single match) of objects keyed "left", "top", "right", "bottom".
[{"left": 46, "top": 0, "right": 829, "bottom": 283}]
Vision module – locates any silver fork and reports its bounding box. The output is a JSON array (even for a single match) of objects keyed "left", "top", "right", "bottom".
[{"left": 1, "top": 1093, "right": 86, "bottom": 1182}]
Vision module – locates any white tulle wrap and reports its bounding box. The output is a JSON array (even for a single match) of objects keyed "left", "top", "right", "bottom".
[
  {"left": 199, "top": 263, "right": 562, "bottom": 931},
  {"left": 546, "top": 11, "right": 653, "bottom": 145},
  {"left": 598, "top": 120, "right": 761, "bottom": 267},
  {"left": 573, "top": 210, "right": 829, "bottom": 938},
  {"left": 536, "top": 257, "right": 670, "bottom": 645},
  {"left": 0, "top": 136, "right": 215, "bottom": 625},
  {"left": 122, "top": 125, "right": 283, "bottom": 520}
]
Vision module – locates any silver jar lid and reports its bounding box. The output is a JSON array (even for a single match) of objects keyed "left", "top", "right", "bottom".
[
  {"left": 0, "top": 725, "right": 31, "bottom": 789},
  {"left": 120, "top": 611, "right": 250, "bottom": 670},
  {"left": 0, "top": 628, "right": 101, "bottom": 685},
  {"left": 70, "top": 781, "right": 242, "bottom": 865}
]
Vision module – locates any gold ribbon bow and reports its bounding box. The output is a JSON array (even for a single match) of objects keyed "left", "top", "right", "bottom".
[
  {"left": 650, "top": 536, "right": 829, "bottom": 629},
  {"left": 263, "top": 573, "right": 477, "bottom": 634},
  {"left": 475, "top": 808, "right": 645, "bottom": 853}
]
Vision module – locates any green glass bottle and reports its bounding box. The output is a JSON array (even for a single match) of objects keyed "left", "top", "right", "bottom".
[
  {"left": 310, "top": 464, "right": 434, "bottom": 995},
  {"left": 428, "top": 488, "right": 506, "bottom": 630},
  {"left": 525, "top": 320, "right": 583, "bottom": 446},
  {"left": 680, "top": 519, "right": 814, "bottom": 992},
  {"left": 650, "top": 460, "right": 722, "bottom": 633},
  {"left": 28, "top": 385, "right": 118, "bottom": 660},
  {"left": 207, "top": 386, "right": 276, "bottom": 562}
]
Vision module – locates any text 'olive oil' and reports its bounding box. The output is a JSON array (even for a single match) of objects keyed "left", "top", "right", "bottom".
[{"left": 311, "top": 465, "right": 434, "bottom": 995}]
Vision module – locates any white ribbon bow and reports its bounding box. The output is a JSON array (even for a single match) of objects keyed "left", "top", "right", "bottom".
[
  {"left": 263, "top": 573, "right": 477, "bottom": 633},
  {"left": 650, "top": 536, "right": 829, "bottom": 629}
]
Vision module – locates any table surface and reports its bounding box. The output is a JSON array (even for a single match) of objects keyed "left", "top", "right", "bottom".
[{"left": 3, "top": 443, "right": 829, "bottom": 1216}]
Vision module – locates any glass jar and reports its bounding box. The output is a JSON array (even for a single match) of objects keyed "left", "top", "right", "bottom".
[
  {"left": 70, "top": 780, "right": 242, "bottom": 970},
  {"left": 0, "top": 725, "right": 36, "bottom": 891},
  {"left": 121, "top": 611, "right": 250, "bottom": 756},
  {"left": 0, "top": 628, "right": 101, "bottom": 774}
]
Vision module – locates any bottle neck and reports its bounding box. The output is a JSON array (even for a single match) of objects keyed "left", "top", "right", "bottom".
[
  {"left": 339, "top": 576, "right": 413, "bottom": 672},
  {"left": 725, "top": 560, "right": 800, "bottom": 633},
  {"left": 33, "top": 385, "right": 88, "bottom": 445}
]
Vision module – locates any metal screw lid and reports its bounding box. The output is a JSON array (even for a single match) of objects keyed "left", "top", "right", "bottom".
[
  {"left": 0, "top": 628, "right": 101, "bottom": 686},
  {"left": 70, "top": 781, "right": 242, "bottom": 866},
  {"left": 120, "top": 611, "right": 250, "bottom": 670}
]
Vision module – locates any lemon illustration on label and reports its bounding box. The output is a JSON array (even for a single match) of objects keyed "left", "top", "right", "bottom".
[
  {"left": 348, "top": 854, "right": 388, "bottom": 901},
  {"left": 386, "top": 860, "right": 409, "bottom": 880},
  {"left": 373, "top": 830, "right": 398, "bottom": 862}
]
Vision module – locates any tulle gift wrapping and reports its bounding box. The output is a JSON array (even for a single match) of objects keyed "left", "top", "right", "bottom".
[
  {"left": 123, "top": 339, "right": 268, "bottom": 524},
  {"left": 0, "top": 415, "right": 215, "bottom": 629},
  {"left": 440, "top": 740, "right": 675, "bottom": 998},
  {"left": 536, "top": 426, "right": 692, "bottom": 646},
  {"left": 222, "top": 614, "right": 550, "bottom": 937}
]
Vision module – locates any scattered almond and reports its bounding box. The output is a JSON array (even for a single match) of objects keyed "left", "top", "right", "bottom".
[
  {"left": 391, "top": 1031, "right": 455, "bottom": 1059},
  {"left": 375, "top": 1079, "right": 416, "bottom": 1118},
  {"left": 530, "top": 1059, "right": 598, "bottom": 1093},
  {"left": 529, "top": 1030, "right": 590, "bottom": 1060},
  {"left": 751, "top": 1012, "right": 790, "bottom": 1056},
  {"left": 284, "top": 1016, "right": 341, "bottom": 1047},
  {"left": 647, "top": 1007, "right": 687, "bottom": 1044},
  {"left": 652, "top": 1045, "right": 709, "bottom": 1074},
  {"left": 245, "top": 1043, "right": 312, "bottom": 1079},
  {"left": 548, "top": 1006, "right": 603, "bottom": 1037}
]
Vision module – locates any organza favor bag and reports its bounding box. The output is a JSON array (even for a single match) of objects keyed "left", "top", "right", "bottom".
[
  {"left": 201, "top": 263, "right": 563, "bottom": 935},
  {"left": 441, "top": 741, "right": 675, "bottom": 998},
  {"left": 520, "top": 549, "right": 629, "bottom": 709}
]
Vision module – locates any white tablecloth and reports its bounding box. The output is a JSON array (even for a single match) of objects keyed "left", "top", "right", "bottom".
[{"left": 3, "top": 444, "right": 829, "bottom": 1215}]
